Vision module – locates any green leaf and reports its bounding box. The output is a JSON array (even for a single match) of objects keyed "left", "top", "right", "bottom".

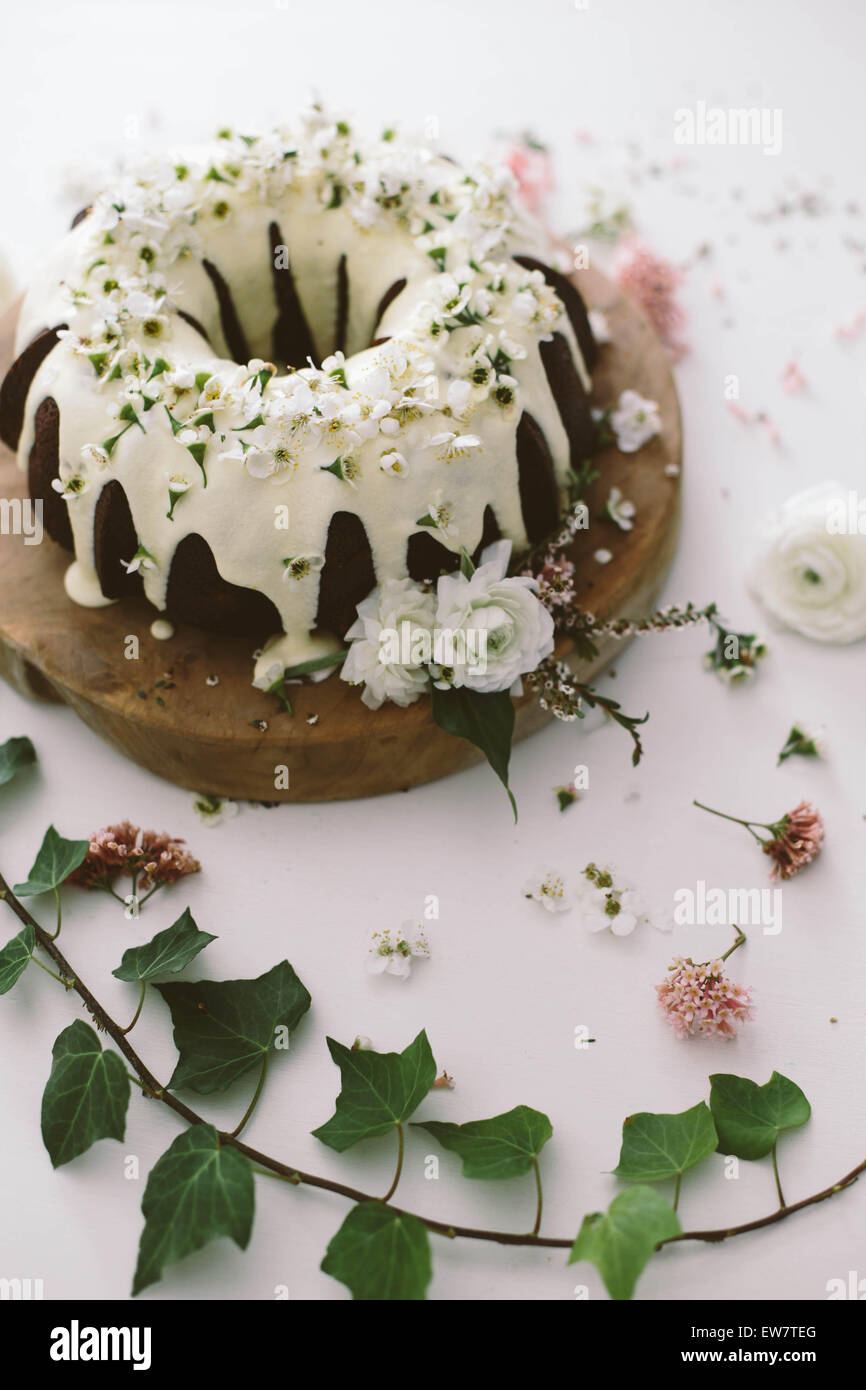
[
  {"left": 414, "top": 1105, "right": 552, "bottom": 1180},
  {"left": 281, "top": 649, "right": 348, "bottom": 679},
  {"left": 312, "top": 1030, "right": 437, "bottom": 1152},
  {"left": 0, "top": 925, "right": 35, "bottom": 994},
  {"left": 0, "top": 736, "right": 36, "bottom": 787},
  {"left": 709, "top": 1071, "right": 811, "bottom": 1160},
  {"left": 612, "top": 1102, "right": 718, "bottom": 1184},
  {"left": 430, "top": 685, "right": 517, "bottom": 820},
  {"left": 40, "top": 1021, "right": 130, "bottom": 1167},
  {"left": 321, "top": 1202, "right": 432, "bottom": 1300},
  {"left": 569, "top": 1186, "right": 681, "bottom": 1300},
  {"left": 112, "top": 908, "right": 216, "bottom": 983},
  {"left": 132, "top": 1124, "right": 254, "bottom": 1296},
  {"left": 13, "top": 824, "right": 88, "bottom": 896},
  {"left": 155, "top": 959, "right": 311, "bottom": 1094}
]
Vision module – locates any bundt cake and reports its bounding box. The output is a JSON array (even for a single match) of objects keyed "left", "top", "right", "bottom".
[{"left": 0, "top": 110, "right": 596, "bottom": 685}]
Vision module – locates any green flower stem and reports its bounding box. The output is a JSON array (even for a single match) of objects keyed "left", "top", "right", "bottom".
[
  {"left": 137, "top": 884, "right": 163, "bottom": 909},
  {"left": 531, "top": 1156, "right": 543, "bottom": 1236},
  {"left": 772, "top": 1142, "right": 786, "bottom": 1210},
  {"left": 231, "top": 1051, "right": 269, "bottom": 1139},
  {"left": 720, "top": 925, "right": 747, "bottom": 962},
  {"left": 121, "top": 981, "right": 148, "bottom": 1035},
  {"left": 382, "top": 1123, "right": 405, "bottom": 1203},
  {"left": 0, "top": 869, "right": 862, "bottom": 1257},
  {"left": 692, "top": 800, "right": 768, "bottom": 844}
]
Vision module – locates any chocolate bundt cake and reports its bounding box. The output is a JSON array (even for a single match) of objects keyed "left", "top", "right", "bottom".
[{"left": 0, "top": 110, "right": 596, "bottom": 684}]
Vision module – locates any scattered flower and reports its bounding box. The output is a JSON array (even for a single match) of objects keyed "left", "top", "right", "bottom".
[
  {"left": 657, "top": 955, "right": 753, "bottom": 1039},
  {"left": 587, "top": 309, "right": 611, "bottom": 344},
  {"left": 603, "top": 486, "right": 636, "bottom": 531},
  {"left": 777, "top": 722, "right": 827, "bottom": 766},
  {"left": 67, "top": 822, "right": 201, "bottom": 906},
  {"left": 694, "top": 798, "right": 825, "bottom": 881},
  {"left": 593, "top": 548, "right": 613, "bottom": 565},
  {"left": 703, "top": 606, "right": 767, "bottom": 683},
  {"left": 367, "top": 921, "right": 430, "bottom": 978},
  {"left": 609, "top": 389, "right": 662, "bottom": 453},
  {"left": 523, "top": 868, "right": 572, "bottom": 914},
  {"left": 615, "top": 241, "right": 687, "bottom": 357},
  {"left": 749, "top": 483, "right": 866, "bottom": 643},
  {"left": 780, "top": 359, "right": 807, "bottom": 394},
  {"left": 432, "top": 1070, "right": 455, "bottom": 1090},
  {"left": 576, "top": 862, "right": 665, "bottom": 936},
  {"left": 554, "top": 783, "right": 579, "bottom": 812},
  {"left": 193, "top": 793, "right": 238, "bottom": 827}
]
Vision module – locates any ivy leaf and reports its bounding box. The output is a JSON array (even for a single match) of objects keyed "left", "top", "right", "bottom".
[
  {"left": 414, "top": 1105, "right": 552, "bottom": 1180},
  {"left": 709, "top": 1072, "right": 811, "bottom": 1160},
  {"left": 13, "top": 824, "right": 89, "bottom": 896},
  {"left": 612, "top": 1102, "right": 718, "bottom": 1184},
  {"left": 321, "top": 1203, "right": 432, "bottom": 1300},
  {"left": 155, "top": 960, "right": 311, "bottom": 1094},
  {"left": 40, "top": 1021, "right": 130, "bottom": 1168},
  {"left": 0, "top": 736, "right": 36, "bottom": 787},
  {"left": 112, "top": 908, "right": 216, "bottom": 983},
  {"left": 0, "top": 924, "right": 35, "bottom": 994},
  {"left": 569, "top": 1186, "right": 681, "bottom": 1300},
  {"left": 430, "top": 685, "right": 517, "bottom": 821},
  {"left": 312, "top": 1030, "right": 437, "bottom": 1152},
  {"left": 132, "top": 1125, "right": 254, "bottom": 1296}
]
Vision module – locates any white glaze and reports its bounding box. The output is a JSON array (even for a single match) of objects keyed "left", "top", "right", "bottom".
[{"left": 13, "top": 113, "right": 592, "bottom": 680}]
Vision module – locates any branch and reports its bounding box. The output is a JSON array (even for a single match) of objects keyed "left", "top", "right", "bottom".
[{"left": 1, "top": 873, "right": 862, "bottom": 1258}]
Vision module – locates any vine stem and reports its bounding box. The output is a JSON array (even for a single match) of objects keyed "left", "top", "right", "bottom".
[
  {"left": 720, "top": 925, "right": 747, "bottom": 962},
  {"left": 1, "top": 872, "right": 862, "bottom": 1255},
  {"left": 383, "top": 1124, "right": 404, "bottom": 1203}
]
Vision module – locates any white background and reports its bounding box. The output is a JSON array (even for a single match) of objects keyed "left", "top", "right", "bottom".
[{"left": 1, "top": 0, "right": 865, "bottom": 1303}]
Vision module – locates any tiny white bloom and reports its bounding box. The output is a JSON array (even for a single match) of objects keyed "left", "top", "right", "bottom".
[
  {"left": 523, "top": 868, "right": 572, "bottom": 914},
  {"left": 588, "top": 309, "right": 612, "bottom": 344},
  {"left": 593, "top": 548, "right": 613, "bottom": 565},
  {"left": 379, "top": 449, "right": 409, "bottom": 476},
  {"left": 367, "top": 921, "right": 430, "bottom": 978},
  {"left": 610, "top": 389, "right": 662, "bottom": 453},
  {"left": 604, "top": 486, "right": 636, "bottom": 531}
]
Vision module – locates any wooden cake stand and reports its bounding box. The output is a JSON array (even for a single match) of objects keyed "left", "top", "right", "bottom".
[{"left": 0, "top": 266, "right": 681, "bottom": 802}]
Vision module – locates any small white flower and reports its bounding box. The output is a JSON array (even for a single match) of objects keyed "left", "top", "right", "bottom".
[
  {"left": 51, "top": 459, "right": 89, "bottom": 499},
  {"left": 523, "top": 869, "right": 572, "bottom": 914},
  {"left": 604, "top": 486, "right": 636, "bottom": 531},
  {"left": 593, "top": 548, "right": 613, "bottom": 565},
  {"left": 588, "top": 309, "right": 612, "bottom": 344},
  {"left": 80, "top": 443, "right": 110, "bottom": 471},
  {"left": 426, "top": 431, "right": 482, "bottom": 461},
  {"left": 379, "top": 449, "right": 409, "bottom": 476},
  {"left": 610, "top": 389, "right": 662, "bottom": 453},
  {"left": 367, "top": 921, "right": 430, "bottom": 978},
  {"left": 419, "top": 489, "right": 458, "bottom": 538},
  {"left": 282, "top": 554, "right": 324, "bottom": 582},
  {"left": 446, "top": 378, "right": 472, "bottom": 416},
  {"left": 123, "top": 893, "right": 140, "bottom": 921},
  {"left": 193, "top": 794, "right": 239, "bottom": 827}
]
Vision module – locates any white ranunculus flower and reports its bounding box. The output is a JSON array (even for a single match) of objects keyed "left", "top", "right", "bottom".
[
  {"left": 749, "top": 483, "right": 866, "bottom": 644},
  {"left": 434, "top": 539, "right": 555, "bottom": 693},
  {"left": 341, "top": 578, "right": 436, "bottom": 710}
]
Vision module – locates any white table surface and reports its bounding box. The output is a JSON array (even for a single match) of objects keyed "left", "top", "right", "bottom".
[{"left": 1, "top": 0, "right": 865, "bottom": 1302}]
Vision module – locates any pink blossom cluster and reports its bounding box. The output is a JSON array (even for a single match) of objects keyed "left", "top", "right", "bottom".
[
  {"left": 656, "top": 956, "right": 753, "bottom": 1040},
  {"left": 69, "top": 821, "right": 201, "bottom": 892}
]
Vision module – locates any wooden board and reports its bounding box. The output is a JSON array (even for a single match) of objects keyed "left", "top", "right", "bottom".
[{"left": 0, "top": 266, "right": 681, "bottom": 801}]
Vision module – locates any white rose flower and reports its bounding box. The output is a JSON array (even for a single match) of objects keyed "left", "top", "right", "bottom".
[
  {"left": 341, "top": 578, "right": 436, "bottom": 710},
  {"left": 748, "top": 483, "right": 866, "bottom": 643},
  {"left": 609, "top": 389, "right": 662, "bottom": 453},
  {"left": 434, "top": 539, "right": 555, "bottom": 693}
]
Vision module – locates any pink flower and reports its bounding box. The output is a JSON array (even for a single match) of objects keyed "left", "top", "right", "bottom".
[
  {"left": 503, "top": 139, "right": 555, "bottom": 217},
  {"left": 657, "top": 956, "right": 754, "bottom": 1040},
  {"left": 615, "top": 240, "right": 687, "bottom": 358},
  {"left": 762, "top": 801, "right": 825, "bottom": 881},
  {"left": 67, "top": 823, "right": 201, "bottom": 894}
]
